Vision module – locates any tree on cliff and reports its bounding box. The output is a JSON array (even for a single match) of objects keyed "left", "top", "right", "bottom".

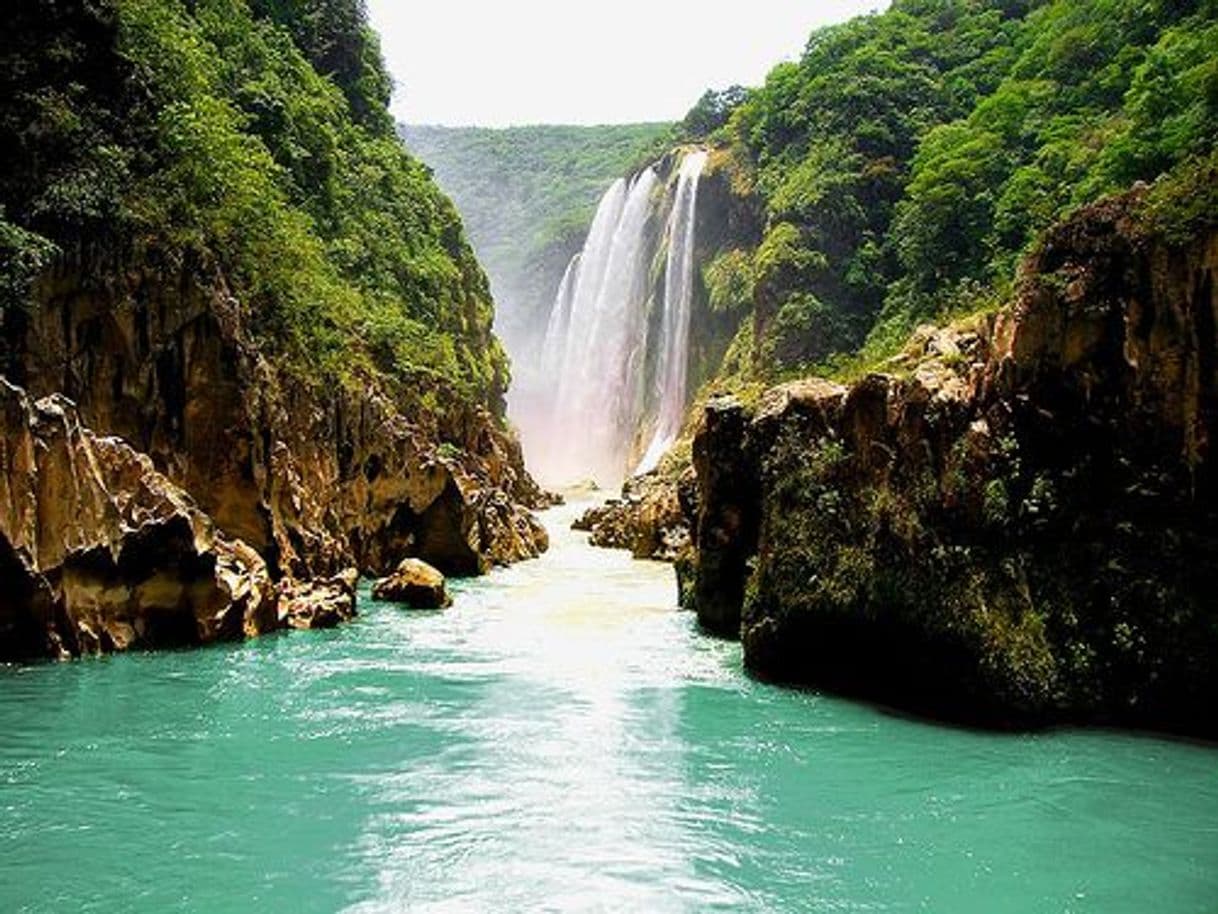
[
  {"left": 0, "top": 0, "right": 506, "bottom": 403},
  {"left": 681, "top": 86, "right": 748, "bottom": 139},
  {"left": 705, "top": 0, "right": 1218, "bottom": 378},
  {"left": 247, "top": 0, "right": 393, "bottom": 132}
]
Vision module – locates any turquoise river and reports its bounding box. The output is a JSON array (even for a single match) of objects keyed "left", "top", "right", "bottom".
[{"left": 2, "top": 500, "right": 1216, "bottom": 912}]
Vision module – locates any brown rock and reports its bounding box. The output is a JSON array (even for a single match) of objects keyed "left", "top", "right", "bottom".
[
  {"left": 0, "top": 380, "right": 275, "bottom": 659},
  {"left": 688, "top": 191, "right": 1218, "bottom": 734},
  {"left": 280, "top": 569, "right": 358, "bottom": 630},
  {"left": 371, "top": 558, "right": 451, "bottom": 609},
  {"left": 576, "top": 469, "right": 693, "bottom": 562},
  {"left": 5, "top": 254, "right": 547, "bottom": 586}
]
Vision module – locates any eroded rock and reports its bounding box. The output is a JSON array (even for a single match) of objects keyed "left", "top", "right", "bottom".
[
  {"left": 0, "top": 380, "right": 275, "bottom": 659},
  {"left": 574, "top": 468, "right": 696, "bottom": 562},
  {"left": 371, "top": 558, "right": 451, "bottom": 609},
  {"left": 688, "top": 194, "right": 1218, "bottom": 734},
  {"left": 4, "top": 255, "right": 548, "bottom": 587},
  {"left": 280, "top": 569, "right": 358, "bottom": 630}
]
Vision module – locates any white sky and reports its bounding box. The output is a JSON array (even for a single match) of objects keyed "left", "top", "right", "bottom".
[{"left": 367, "top": 1, "right": 888, "bottom": 126}]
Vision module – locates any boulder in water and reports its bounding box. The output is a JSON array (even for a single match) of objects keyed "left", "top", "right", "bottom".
[
  {"left": 372, "top": 558, "right": 452, "bottom": 609},
  {"left": 280, "top": 569, "right": 358, "bottom": 630},
  {"left": 575, "top": 467, "right": 696, "bottom": 562}
]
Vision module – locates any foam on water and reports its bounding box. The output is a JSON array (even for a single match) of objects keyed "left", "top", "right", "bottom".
[{"left": 1, "top": 500, "right": 1216, "bottom": 912}]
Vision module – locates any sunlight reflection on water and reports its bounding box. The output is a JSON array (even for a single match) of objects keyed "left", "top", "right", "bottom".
[{"left": 0, "top": 498, "right": 1215, "bottom": 913}]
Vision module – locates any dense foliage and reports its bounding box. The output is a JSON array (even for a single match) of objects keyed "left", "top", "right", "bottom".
[
  {"left": 680, "top": 86, "right": 749, "bottom": 140},
  {"left": 707, "top": 0, "right": 1217, "bottom": 377},
  {"left": 0, "top": 0, "right": 505, "bottom": 400},
  {"left": 247, "top": 0, "right": 393, "bottom": 131},
  {"left": 400, "top": 123, "right": 673, "bottom": 345}
]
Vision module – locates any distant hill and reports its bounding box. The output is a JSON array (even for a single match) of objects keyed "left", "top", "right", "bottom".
[{"left": 400, "top": 123, "right": 673, "bottom": 352}]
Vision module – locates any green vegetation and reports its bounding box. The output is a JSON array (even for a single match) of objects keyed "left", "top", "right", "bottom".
[
  {"left": 1142, "top": 144, "right": 1218, "bottom": 242},
  {"left": 1, "top": 0, "right": 505, "bottom": 401},
  {"left": 698, "top": 0, "right": 1217, "bottom": 381},
  {"left": 679, "top": 86, "right": 748, "bottom": 140},
  {"left": 703, "top": 248, "right": 755, "bottom": 315},
  {"left": 400, "top": 123, "right": 674, "bottom": 343}
]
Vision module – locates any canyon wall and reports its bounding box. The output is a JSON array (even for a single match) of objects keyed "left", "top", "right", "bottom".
[
  {"left": 687, "top": 193, "right": 1218, "bottom": 735},
  {"left": 0, "top": 250, "right": 547, "bottom": 659},
  {"left": 0, "top": 0, "right": 550, "bottom": 661},
  {"left": 0, "top": 378, "right": 277, "bottom": 659}
]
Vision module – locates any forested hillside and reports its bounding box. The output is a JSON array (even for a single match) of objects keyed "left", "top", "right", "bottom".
[
  {"left": 400, "top": 123, "right": 672, "bottom": 348},
  {"left": 2, "top": 0, "right": 505, "bottom": 400},
  {"left": 691, "top": 0, "right": 1217, "bottom": 382}
]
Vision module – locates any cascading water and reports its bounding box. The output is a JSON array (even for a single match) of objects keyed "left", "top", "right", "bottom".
[
  {"left": 538, "top": 253, "right": 581, "bottom": 381},
  {"left": 551, "top": 168, "right": 660, "bottom": 485},
  {"left": 636, "top": 149, "right": 708, "bottom": 475},
  {"left": 528, "top": 150, "right": 708, "bottom": 487}
]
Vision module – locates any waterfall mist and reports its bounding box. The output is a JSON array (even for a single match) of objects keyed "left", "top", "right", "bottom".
[{"left": 519, "top": 149, "right": 708, "bottom": 487}]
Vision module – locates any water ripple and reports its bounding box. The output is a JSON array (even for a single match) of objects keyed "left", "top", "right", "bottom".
[{"left": 1, "top": 499, "right": 1216, "bottom": 912}]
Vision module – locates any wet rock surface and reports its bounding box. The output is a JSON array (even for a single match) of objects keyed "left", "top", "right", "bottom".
[
  {"left": 573, "top": 469, "right": 695, "bottom": 562},
  {"left": 280, "top": 570, "right": 359, "bottom": 630},
  {"left": 371, "top": 558, "right": 451, "bottom": 609},
  {"left": 688, "top": 195, "right": 1218, "bottom": 735}
]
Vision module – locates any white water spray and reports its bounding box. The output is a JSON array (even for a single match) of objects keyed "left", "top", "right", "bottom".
[
  {"left": 636, "top": 149, "right": 708, "bottom": 475},
  {"left": 529, "top": 150, "right": 708, "bottom": 487}
]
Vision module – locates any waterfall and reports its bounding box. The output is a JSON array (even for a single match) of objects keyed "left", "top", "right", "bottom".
[
  {"left": 636, "top": 149, "right": 708, "bottom": 475},
  {"left": 539, "top": 253, "right": 581, "bottom": 380},
  {"left": 529, "top": 150, "right": 707, "bottom": 487}
]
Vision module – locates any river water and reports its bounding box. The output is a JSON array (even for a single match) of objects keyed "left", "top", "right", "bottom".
[{"left": 2, "top": 500, "right": 1215, "bottom": 912}]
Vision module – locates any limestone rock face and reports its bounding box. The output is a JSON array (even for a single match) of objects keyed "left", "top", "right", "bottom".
[
  {"left": 0, "top": 380, "right": 275, "bottom": 659},
  {"left": 3, "top": 255, "right": 547, "bottom": 587},
  {"left": 688, "top": 195, "right": 1218, "bottom": 735},
  {"left": 371, "top": 558, "right": 451, "bottom": 609},
  {"left": 280, "top": 569, "right": 358, "bottom": 630},
  {"left": 573, "top": 469, "right": 694, "bottom": 562}
]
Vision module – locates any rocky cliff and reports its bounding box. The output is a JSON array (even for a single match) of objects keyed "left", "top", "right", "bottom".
[
  {"left": 0, "top": 250, "right": 547, "bottom": 660},
  {"left": 0, "top": 378, "right": 277, "bottom": 659},
  {"left": 687, "top": 192, "right": 1218, "bottom": 735},
  {"left": 0, "top": 0, "right": 552, "bottom": 661}
]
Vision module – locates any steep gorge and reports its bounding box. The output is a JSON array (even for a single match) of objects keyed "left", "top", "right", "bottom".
[{"left": 0, "top": 0, "right": 546, "bottom": 659}]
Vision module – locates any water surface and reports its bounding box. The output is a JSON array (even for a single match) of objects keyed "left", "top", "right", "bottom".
[{"left": 2, "top": 500, "right": 1216, "bottom": 912}]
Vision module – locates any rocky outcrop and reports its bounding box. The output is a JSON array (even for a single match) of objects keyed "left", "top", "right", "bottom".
[
  {"left": 2, "top": 252, "right": 547, "bottom": 588},
  {"left": 0, "top": 379, "right": 277, "bottom": 659},
  {"left": 280, "top": 570, "right": 358, "bottom": 630},
  {"left": 687, "top": 194, "right": 1218, "bottom": 735},
  {"left": 371, "top": 558, "right": 451, "bottom": 609},
  {"left": 573, "top": 469, "right": 696, "bottom": 561}
]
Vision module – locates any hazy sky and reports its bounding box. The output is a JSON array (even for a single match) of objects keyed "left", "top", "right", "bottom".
[{"left": 367, "top": 1, "right": 887, "bottom": 127}]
